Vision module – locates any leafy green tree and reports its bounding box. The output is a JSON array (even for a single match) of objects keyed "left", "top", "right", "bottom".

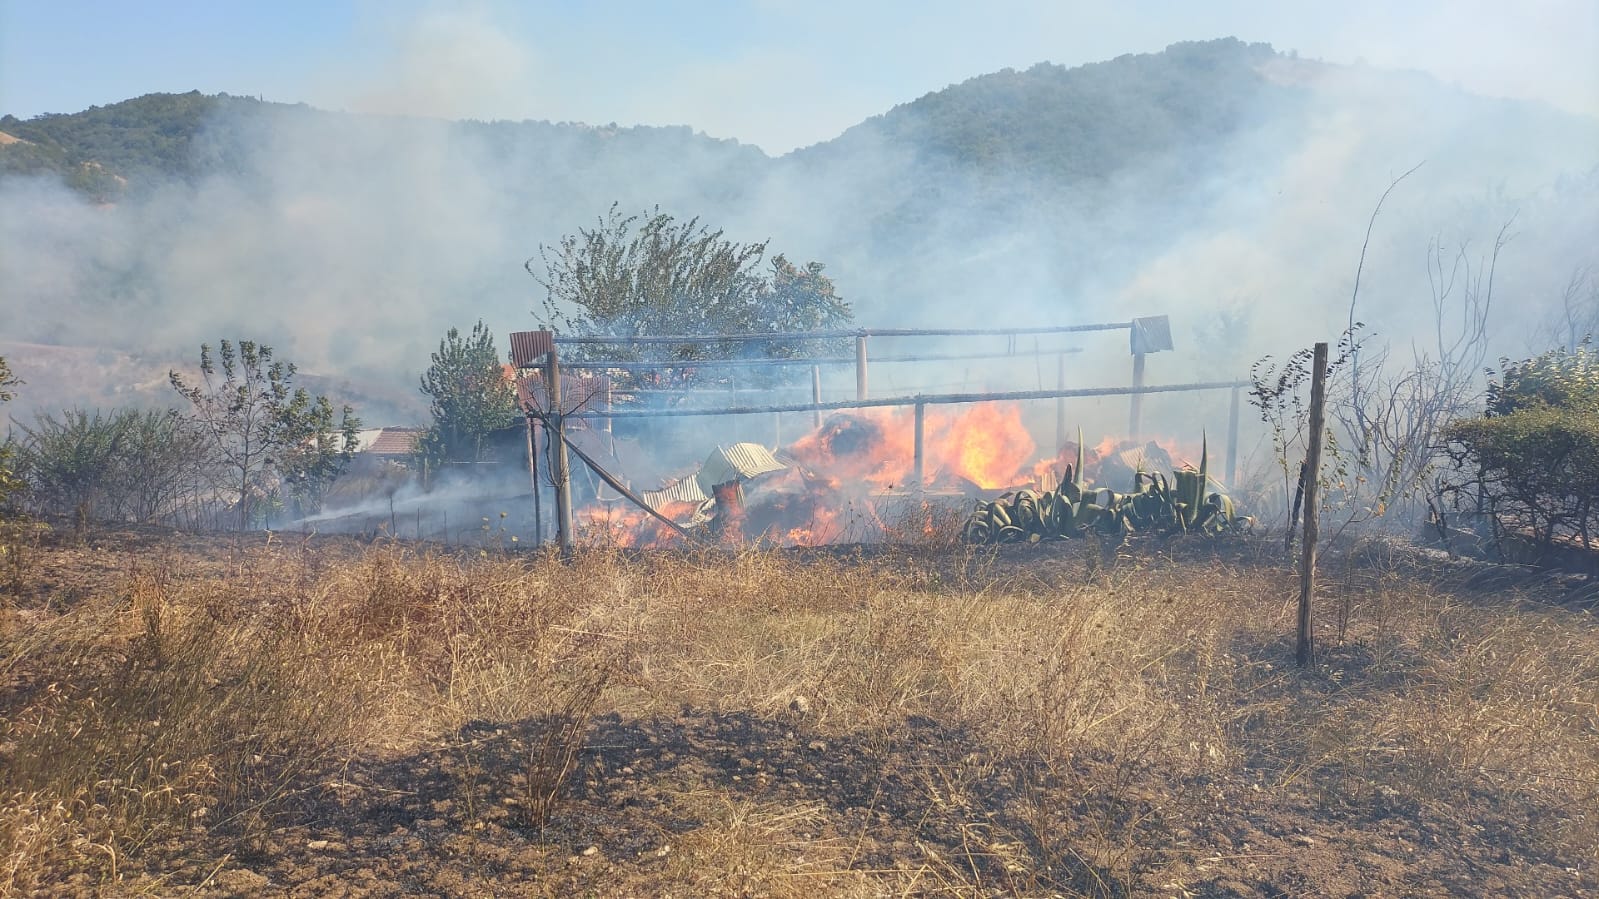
[
  {"left": 417, "top": 321, "right": 519, "bottom": 468},
  {"left": 170, "top": 340, "right": 359, "bottom": 529},
  {"left": 531, "top": 205, "right": 852, "bottom": 371}
]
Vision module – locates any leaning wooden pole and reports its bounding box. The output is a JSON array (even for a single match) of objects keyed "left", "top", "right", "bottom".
[
  {"left": 1297, "top": 341, "right": 1329, "bottom": 669},
  {"left": 547, "top": 349, "right": 574, "bottom": 554}
]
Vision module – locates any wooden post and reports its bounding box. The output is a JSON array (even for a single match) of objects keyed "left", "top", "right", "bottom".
[
  {"left": 811, "top": 364, "right": 823, "bottom": 428},
  {"left": 855, "top": 335, "right": 869, "bottom": 400},
  {"left": 1297, "top": 341, "right": 1329, "bottom": 669},
  {"left": 605, "top": 380, "right": 615, "bottom": 455},
  {"left": 1129, "top": 352, "right": 1146, "bottom": 442},
  {"left": 912, "top": 400, "right": 926, "bottom": 492},
  {"left": 525, "top": 415, "right": 543, "bottom": 546},
  {"left": 1226, "top": 384, "right": 1242, "bottom": 488},
  {"left": 1055, "top": 353, "right": 1067, "bottom": 451},
  {"left": 773, "top": 412, "right": 782, "bottom": 448},
  {"left": 547, "top": 349, "right": 574, "bottom": 554}
]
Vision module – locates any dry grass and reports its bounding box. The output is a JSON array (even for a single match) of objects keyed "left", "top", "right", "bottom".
[{"left": 1, "top": 526, "right": 1596, "bottom": 896}]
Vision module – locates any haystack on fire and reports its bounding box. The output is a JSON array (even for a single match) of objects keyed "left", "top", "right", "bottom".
[{"left": 422, "top": 315, "right": 1253, "bottom": 550}]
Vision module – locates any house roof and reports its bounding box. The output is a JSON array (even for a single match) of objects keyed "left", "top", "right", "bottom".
[{"left": 356, "top": 427, "right": 423, "bottom": 455}]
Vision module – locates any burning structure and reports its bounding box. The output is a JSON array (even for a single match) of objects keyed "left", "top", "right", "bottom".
[{"left": 507, "top": 317, "right": 1253, "bottom": 550}]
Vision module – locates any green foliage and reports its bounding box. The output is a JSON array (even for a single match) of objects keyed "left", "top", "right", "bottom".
[
  {"left": 1486, "top": 345, "right": 1599, "bottom": 416},
  {"left": 963, "top": 433, "right": 1247, "bottom": 544},
  {"left": 0, "top": 91, "right": 241, "bottom": 192},
  {"left": 169, "top": 340, "right": 359, "bottom": 528},
  {"left": 12, "top": 407, "right": 212, "bottom": 525},
  {"left": 531, "top": 205, "right": 853, "bottom": 369},
  {"left": 1445, "top": 408, "right": 1599, "bottom": 548},
  {"left": 1447, "top": 346, "right": 1599, "bottom": 550},
  {"left": 418, "top": 321, "right": 519, "bottom": 466},
  {"left": 14, "top": 410, "right": 129, "bottom": 523}
]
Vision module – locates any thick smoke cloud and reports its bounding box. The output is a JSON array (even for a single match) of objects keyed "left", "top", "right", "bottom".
[{"left": 1, "top": 42, "right": 1595, "bottom": 459}]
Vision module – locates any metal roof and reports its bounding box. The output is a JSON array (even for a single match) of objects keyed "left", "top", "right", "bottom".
[
  {"left": 641, "top": 478, "right": 709, "bottom": 509},
  {"left": 696, "top": 442, "right": 787, "bottom": 494}
]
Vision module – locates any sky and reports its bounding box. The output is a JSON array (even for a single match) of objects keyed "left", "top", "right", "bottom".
[{"left": 2, "top": 0, "right": 1596, "bottom": 154}]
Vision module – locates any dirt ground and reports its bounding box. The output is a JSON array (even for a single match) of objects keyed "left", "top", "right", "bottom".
[{"left": 3, "top": 525, "right": 1597, "bottom": 897}]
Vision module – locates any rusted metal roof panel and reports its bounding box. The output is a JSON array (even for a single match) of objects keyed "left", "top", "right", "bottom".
[{"left": 509, "top": 330, "right": 555, "bottom": 368}]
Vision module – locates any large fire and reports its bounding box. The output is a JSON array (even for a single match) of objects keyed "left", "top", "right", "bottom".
[
  {"left": 785, "top": 403, "right": 1036, "bottom": 491},
  {"left": 569, "top": 401, "right": 1194, "bottom": 550}
]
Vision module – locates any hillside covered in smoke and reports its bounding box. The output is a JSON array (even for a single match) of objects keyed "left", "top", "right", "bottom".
[{"left": 2, "top": 37, "right": 1595, "bottom": 423}]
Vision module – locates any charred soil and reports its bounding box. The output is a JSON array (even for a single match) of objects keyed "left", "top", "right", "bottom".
[{"left": 2, "top": 526, "right": 1596, "bottom": 897}]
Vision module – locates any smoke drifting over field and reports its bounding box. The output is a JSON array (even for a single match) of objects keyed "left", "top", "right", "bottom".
[{"left": 1, "top": 39, "right": 1595, "bottom": 447}]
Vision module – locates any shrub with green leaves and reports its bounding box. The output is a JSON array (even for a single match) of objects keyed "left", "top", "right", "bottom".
[
  {"left": 1486, "top": 345, "right": 1598, "bottom": 416},
  {"left": 1446, "top": 345, "right": 1599, "bottom": 551},
  {"left": 15, "top": 409, "right": 217, "bottom": 525}
]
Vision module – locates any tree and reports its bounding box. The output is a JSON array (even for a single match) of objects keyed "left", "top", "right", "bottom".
[
  {"left": 170, "top": 340, "right": 359, "bottom": 529},
  {"left": 530, "top": 205, "right": 852, "bottom": 374},
  {"left": 417, "top": 321, "right": 519, "bottom": 468}
]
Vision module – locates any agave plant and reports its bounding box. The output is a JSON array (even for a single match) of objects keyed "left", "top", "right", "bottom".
[{"left": 962, "top": 431, "right": 1248, "bottom": 545}]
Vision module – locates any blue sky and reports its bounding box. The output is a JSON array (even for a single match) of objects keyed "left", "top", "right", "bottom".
[{"left": 2, "top": 0, "right": 1596, "bottom": 153}]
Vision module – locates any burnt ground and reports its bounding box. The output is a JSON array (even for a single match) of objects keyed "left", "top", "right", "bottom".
[
  {"left": 148, "top": 704, "right": 1588, "bottom": 898},
  {"left": 7, "top": 524, "right": 1598, "bottom": 897}
]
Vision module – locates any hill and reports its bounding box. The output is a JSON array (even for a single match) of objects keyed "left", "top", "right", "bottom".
[{"left": 1, "top": 38, "right": 1595, "bottom": 427}]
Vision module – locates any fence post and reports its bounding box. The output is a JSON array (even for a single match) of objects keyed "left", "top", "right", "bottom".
[
  {"left": 1226, "top": 384, "right": 1242, "bottom": 487},
  {"left": 855, "top": 335, "right": 869, "bottom": 400},
  {"left": 1297, "top": 341, "right": 1328, "bottom": 669},
  {"left": 525, "top": 415, "right": 543, "bottom": 545},
  {"left": 811, "top": 364, "right": 823, "bottom": 428},
  {"left": 913, "top": 400, "right": 926, "bottom": 492},
  {"left": 1056, "top": 353, "right": 1067, "bottom": 451},
  {"left": 547, "top": 348, "right": 574, "bottom": 555},
  {"left": 1129, "top": 352, "right": 1146, "bottom": 442}
]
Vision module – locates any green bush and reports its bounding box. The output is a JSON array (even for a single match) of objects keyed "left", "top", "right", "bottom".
[
  {"left": 1446, "top": 346, "right": 1599, "bottom": 551},
  {"left": 16, "top": 408, "right": 217, "bottom": 525}
]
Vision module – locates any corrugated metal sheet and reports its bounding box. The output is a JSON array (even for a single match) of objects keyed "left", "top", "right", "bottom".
[
  {"left": 641, "top": 478, "right": 709, "bottom": 509},
  {"left": 508, "top": 330, "right": 555, "bottom": 368},
  {"left": 696, "top": 443, "right": 786, "bottom": 494}
]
